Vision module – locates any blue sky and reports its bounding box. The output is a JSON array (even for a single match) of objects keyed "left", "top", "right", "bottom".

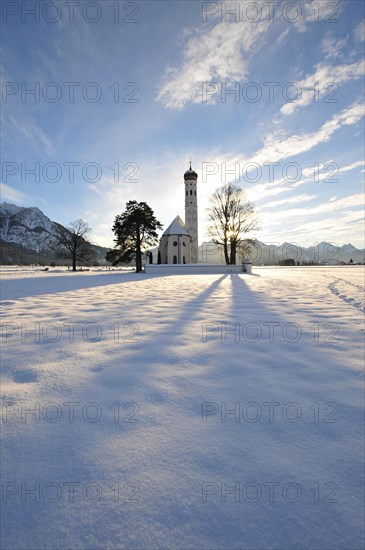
[{"left": 1, "top": 0, "right": 364, "bottom": 248}]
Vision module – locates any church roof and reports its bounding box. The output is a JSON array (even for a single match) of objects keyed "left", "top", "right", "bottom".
[{"left": 163, "top": 215, "right": 190, "bottom": 237}]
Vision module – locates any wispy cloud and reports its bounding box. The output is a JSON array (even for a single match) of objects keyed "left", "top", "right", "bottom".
[
  {"left": 321, "top": 34, "right": 348, "bottom": 59},
  {"left": 0, "top": 182, "right": 34, "bottom": 205},
  {"left": 354, "top": 19, "right": 365, "bottom": 42},
  {"left": 251, "top": 101, "right": 364, "bottom": 165},
  {"left": 265, "top": 211, "right": 364, "bottom": 248},
  {"left": 263, "top": 194, "right": 317, "bottom": 208},
  {"left": 258, "top": 195, "right": 364, "bottom": 247},
  {"left": 251, "top": 158, "right": 364, "bottom": 203},
  {"left": 280, "top": 60, "right": 365, "bottom": 116},
  {"left": 157, "top": 16, "right": 272, "bottom": 109},
  {"left": 196, "top": 104, "right": 364, "bottom": 204},
  {"left": 294, "top": 0, "right": 345, "bottom": 33},
  {"left": 7, "top": 115, "right": 54, "bottom": 156},
  {"left": 286, "top": 211, "right": 364, "bottom": 243},
  {"left": 157, "top": 0, "right": 349, "bottom": 110},
  {"left": 337, "top": 160, "right": 365, "bottom": 173},
  {"left": 260, "top": 193, "right": 363, "bottom": 221}
]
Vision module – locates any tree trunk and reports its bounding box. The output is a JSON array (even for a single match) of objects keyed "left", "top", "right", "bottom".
[
  {"left": 136, "top": 224, "right": 142, "bottom": 272},
  {"left": 230, "top": 240, "right": 237, "bottom": 265},
  {"left": 72, "top": 250, "right": 77, "bottom": 271},
  {"left": 223, "top": 239, "right": 230, "bottom": 265}
]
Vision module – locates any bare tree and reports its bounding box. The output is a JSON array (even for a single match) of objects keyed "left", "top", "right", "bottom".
[
  {"left": 56, "top": 219, "right": 96, "bottom": 271},
  {"left": 207, "top": 183, "right": 259, "bottom": 265},
  {"left": 236, "top": 238, "right": 257, "bottom": 264}
]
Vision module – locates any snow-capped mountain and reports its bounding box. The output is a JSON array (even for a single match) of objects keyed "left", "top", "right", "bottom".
[
  {"left": 198, "top": 240, "right": 365, "bottom": 265},
  {"left": 0, "top": 202, "right": 61, "bottom": 252},
  {"left": 0, "top": 202, "right": 109, "bottom": 265}
]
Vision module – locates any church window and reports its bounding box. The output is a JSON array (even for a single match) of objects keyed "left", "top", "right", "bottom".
[
  {"left": 194, "top": 191, "right": 196, "bottom": 195},
  {"left": 186, "top": 190, "right": 188, "bottom": 196},
  {"left": 190, "top": 190, "right": 192, "bottom": 195},
  {"left": 183, "top": 256, "right": 186, "bottom": 264},
  {"left": 173, "top": 255, "right": 177, "bottom": 264},
  {"left": 173, "top": 241, "right": 178, "bottom": 246},
  {"left": 182, "top": 241, "right": 186, "bottom": 246}
]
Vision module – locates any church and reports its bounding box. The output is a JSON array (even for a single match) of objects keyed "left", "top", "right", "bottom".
[{"left": 158, "top": 163, "right": 199, "bottom": 264}]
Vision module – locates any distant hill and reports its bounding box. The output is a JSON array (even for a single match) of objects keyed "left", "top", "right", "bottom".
[
  {"left": 149, "top": 240, "right": 364, "bottom": 265},
  {"left": 197, "top": 240, "right": 365, "bottom": 265},
  {"left": 0, "top": 202, "right": 110, "bottom": 265}
]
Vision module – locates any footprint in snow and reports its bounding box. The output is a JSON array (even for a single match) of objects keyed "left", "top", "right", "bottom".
[{"left": 12, "top": 370, "right": 38, "bottom": 384}]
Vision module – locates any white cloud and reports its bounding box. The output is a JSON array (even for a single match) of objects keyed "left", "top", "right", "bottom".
[
  {"left": 198, "top": 104, "right": 364, "bottom": 205},
  {"left": 248, "top": 182, "right": 292, "bottom": 202},
  {"left": 299, "top": 0, "right": 345, "bottom": 31},
  {"left": 257, "top": 198, "right": 365, "bottom": 248},
  {"left": 281, "top": 60, "right": 365, "bottom": 116},
  {"left": 260, "top": 193, "right": 364, "bottom": 221},
  {"left": 301, "top": 159, "right": 365, "bottom": 179},
  {"left": 257, "top": 207, "right": 364, "bottom": 248},
  {"left": 87, "top": 100, "right": 364, "bottom": 247},
  {"left": 288, "top": 211, "right": 364, "bottom": 243},
  {"left": 249, "top": 157, "right": 364, "bottom": 203},
  {"left": 8, "top": 115, "right": 54, "bottom": 156},
  {"left": 337, "top": 160, "right": 365, "bottom": 173},
  {"left": 354, "top": 20, "right": 365, "bottom": 42},
  {"left": 263, "top": 194, "right": 317, "bottom": 208},
  {"left": 252, "top": 101, "right": 364, "bottom": 165},
  {"left": 156, "top": 0, "right": 350, "bottom": 111},
  {"left": 0, "top": 182, "right": 33, "bottom": 205},
  {"left": 157, "top": 15, "right": 272, "bottom": 109},
  {"left": 321, "top": 34, "right": 348, "bottom": 58}
]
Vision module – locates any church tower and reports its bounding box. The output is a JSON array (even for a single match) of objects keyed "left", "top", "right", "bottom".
[{"left": 184, "top": 162, "right": 198, "bottom": 263}]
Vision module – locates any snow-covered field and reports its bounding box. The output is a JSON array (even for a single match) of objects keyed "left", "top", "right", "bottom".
[{"left": 1, "top": 266, "right": 364, "bottom": 549}]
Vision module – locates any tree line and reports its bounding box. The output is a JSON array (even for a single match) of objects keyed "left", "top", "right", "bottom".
[{"left": 57, "top": 182, "right": 258, "bottom": 272}]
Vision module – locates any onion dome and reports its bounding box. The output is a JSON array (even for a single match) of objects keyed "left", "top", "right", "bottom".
[{"left": 184, "top": 161, "right": 198, "bottom": 180}]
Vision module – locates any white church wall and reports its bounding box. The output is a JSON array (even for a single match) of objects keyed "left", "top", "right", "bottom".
[{"left": 159, "top": 234, "right": 191, "bottom": 264}]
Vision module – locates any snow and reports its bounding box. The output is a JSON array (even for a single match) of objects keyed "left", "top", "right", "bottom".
[
  {"left": 0, "top": 203, "right": 23, "bottom": 217},
  {"left": 1, "top": 266, "right": 364, "bottom": 549}
]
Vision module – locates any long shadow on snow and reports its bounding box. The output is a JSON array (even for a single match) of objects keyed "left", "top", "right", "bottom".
[
  {"left": 77, "top": 272, "right": 363, "bottom": 547},
  {"left": 0, "top": 271, "right": 182, "bottom": 301},
  {"left": 3, "top": 273, "right": 363, "bottom": 550}
]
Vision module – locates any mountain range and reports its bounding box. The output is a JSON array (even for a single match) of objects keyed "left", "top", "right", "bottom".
[
  {"left": 197, "top": 240, "right": 365, "bottom": 265},
  {"left": 0, "top": 203, "right": 109, "bottom": 265},
  {"left": 0, "top": 202, "right": 364, "bottom": 265}
]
